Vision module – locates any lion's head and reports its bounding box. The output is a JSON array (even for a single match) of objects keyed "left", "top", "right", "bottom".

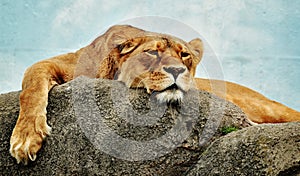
[
  {"left": 85, "top": 25, "right": 203, "bottom": 103},
  {"left": 112, "top": 35, "right": 203, "bottom": 103}
]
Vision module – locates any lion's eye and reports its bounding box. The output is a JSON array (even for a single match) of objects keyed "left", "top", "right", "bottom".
[
  {"left": 181, "top": 52, "right": 191, "bottom": 60},
  {"left": 145, "top": 50, "right": 159, "bottom": 57}
]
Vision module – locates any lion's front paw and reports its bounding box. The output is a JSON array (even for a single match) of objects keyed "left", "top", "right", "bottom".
[{"left": 9, "top": 120, "right": 51, "bottom": 165}]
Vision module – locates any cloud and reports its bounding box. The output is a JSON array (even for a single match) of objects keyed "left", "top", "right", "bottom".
[{"left": 52, "top": 0, "right": 100, "bottom": 37}]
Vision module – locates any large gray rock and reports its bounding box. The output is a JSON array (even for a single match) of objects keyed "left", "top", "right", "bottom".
[
  {"left": 186, "top": 122, "right": 300, "bottom": 176},
  {"left": 0, "top": 77, "right": 298, "bottom": 175}
]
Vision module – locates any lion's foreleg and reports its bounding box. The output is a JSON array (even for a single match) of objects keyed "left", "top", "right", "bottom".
[{"left": 10, "top": 61, "right": 59, "bottom": 164}]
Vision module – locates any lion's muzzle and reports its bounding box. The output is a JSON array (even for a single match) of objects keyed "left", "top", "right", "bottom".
[{"left": 162, "top": 66, "right": 186, "bottom": 80}]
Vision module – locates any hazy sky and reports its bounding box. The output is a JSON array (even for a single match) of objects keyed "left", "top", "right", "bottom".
[{"left": 0, "top": 0, "right": 299, "bottom": 110}]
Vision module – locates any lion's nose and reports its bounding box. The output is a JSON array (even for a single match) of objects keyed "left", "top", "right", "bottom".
[{"left": 163, "top": 66, "right": 186, "bottom": 80}]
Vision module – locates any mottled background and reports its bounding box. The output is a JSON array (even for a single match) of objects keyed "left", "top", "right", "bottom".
[{"left": 0, "top": 0, "right": 299, "bottom": 111}]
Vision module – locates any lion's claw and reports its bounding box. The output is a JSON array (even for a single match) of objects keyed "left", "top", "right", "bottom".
[{"left": 10, "top": 123, "right": 51, "bottom": 165}]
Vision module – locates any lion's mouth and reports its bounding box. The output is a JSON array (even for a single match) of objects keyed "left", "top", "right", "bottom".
[
  {"left": 163, "top": 84, "right": 179, "bottom": 91},
  {"left": 156, "top": 84, "right": 184, "bottom": 93}
]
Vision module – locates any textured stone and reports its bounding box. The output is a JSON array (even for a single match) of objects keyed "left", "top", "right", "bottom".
[
  {"left": 186, "top": 122, "right": 300, "bottom": 176},
  {"left": 0, "top": 77, "right": 298, "bottom": 175}
]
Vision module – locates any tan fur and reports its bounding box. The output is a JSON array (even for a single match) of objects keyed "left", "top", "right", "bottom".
[
  {"left": 10, "top": 25, "right": 300, "bottom": 164},
  {"left": 194, "top": 78, "right": 300, "bottom": 123}
]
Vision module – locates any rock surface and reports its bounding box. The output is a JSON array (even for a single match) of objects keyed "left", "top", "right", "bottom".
[
  {"left": 0, "top": 77, "right": 299, "bottom": 175},
  {"left": 187, "top": 122, "right": 300, "bottom": 176}
]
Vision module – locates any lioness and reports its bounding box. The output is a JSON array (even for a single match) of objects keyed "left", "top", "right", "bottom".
[{"left": 10, "top": 25, "right": 300, "bottom": 164}]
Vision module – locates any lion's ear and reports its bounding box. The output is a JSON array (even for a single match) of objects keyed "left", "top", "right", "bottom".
[
  {"left": 118, "top": 40, "right": 139, "bottom": 55},
  {"left": 189, "top": 38, "right": 203, "bottom": 60}
]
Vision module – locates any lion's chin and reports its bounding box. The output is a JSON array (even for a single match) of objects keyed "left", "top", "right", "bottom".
[{"left": 153, "top": 89, "right": 184, "bottom": 104}]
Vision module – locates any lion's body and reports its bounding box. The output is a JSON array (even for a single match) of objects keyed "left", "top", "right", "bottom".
[
  {"left": 10, "top": 25, "right": 300, "bottom": 164},
  {"left": 194, "top": 78, "right": 300, "bottom": 123}
]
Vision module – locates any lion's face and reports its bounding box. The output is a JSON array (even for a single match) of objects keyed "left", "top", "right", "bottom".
[{"left": 114, "top": 35, "right": 203, "bottom": 103}]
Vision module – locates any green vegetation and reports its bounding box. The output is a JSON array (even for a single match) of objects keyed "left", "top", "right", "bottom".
[{"left": 221, "top": 126, "right": 239, "bottom": 135}]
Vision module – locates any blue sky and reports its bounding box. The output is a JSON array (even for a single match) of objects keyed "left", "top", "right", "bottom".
[{"left": 0, "top": 0, "right": 299, "bottom": 110}]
